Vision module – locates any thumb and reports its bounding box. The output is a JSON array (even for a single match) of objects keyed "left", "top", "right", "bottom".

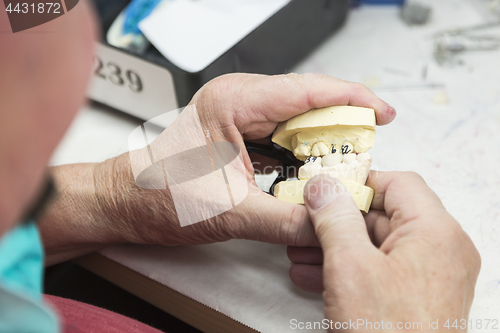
[
  {"left": 231, "top": 186, "right": 320, "bottom": 247},
  {"left": 304, "top": 175, "right": 373, "bottom": 254}
]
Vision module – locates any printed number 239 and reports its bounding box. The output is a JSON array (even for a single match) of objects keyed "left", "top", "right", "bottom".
[{"left": 94, "top": 56, "right": 143, "bottom": 93}]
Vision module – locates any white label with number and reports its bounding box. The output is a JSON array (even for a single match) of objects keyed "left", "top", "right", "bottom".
[{"left": 87, "top": 43, "right": 179, "bottom": 121}]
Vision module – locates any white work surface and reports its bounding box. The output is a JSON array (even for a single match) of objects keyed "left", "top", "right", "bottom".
[{"left": 52, "top": 1, "right": 500, "bottom": 332}]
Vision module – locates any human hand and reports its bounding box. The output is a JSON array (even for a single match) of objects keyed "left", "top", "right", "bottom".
[
  {"left": 42, "top": 73, "right": 396, "bottom": 264},
  {"left": 288, "top": 172, "right": 480, "bottom": 332},
  {"left": 102, "top": 73, "right": 397, "bottom": 248}
]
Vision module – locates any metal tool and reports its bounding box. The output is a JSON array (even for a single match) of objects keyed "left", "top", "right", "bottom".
[{"left": 432, "top": 21, "right": 500, "bottom": 65}]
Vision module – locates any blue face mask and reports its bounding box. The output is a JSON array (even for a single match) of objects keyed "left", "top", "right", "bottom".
[{"left": 0, "top": 221, "right": 59, "bottom": 332}]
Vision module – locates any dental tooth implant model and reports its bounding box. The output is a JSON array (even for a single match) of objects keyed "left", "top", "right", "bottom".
[{"left": 271, "top": 106, "right": 376, "bottom": 213}]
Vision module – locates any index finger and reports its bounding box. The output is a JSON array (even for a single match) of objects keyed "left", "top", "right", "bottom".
[{"left": 246, "top": 73, "right": 396, "bottom": 125}]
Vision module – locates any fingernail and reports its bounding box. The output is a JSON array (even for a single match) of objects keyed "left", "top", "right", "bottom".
[
  {"left": 386, "top": 104, "right": 397, "bottom": 121},
  {"left": 304, "top": 175, "right": 342, "bottom": 210}
]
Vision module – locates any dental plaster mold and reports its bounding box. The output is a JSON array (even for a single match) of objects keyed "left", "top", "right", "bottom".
[{"left": 271, "top": 106, "right": 376, "bottom": 213}]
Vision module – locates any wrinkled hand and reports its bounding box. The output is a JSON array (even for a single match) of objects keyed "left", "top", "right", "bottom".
[
  {"left": 288, "top": 172, "right": 480, "bottom": 332},
  {"left": 103, "top": 73, "right": 396, "bottom": 248}
]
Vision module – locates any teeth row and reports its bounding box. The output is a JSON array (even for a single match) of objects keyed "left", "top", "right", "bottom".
[
  {"left": 299, "top": 153, "right": 372, "bottom": 185},
  {"left": 305, "top": 152, "right": 371, "bottom": 166},
  {"left": 295, "top": 141, "right": 356, "bottom": 158}
]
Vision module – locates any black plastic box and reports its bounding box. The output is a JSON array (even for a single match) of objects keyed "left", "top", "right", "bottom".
[{"left": 88, "top": 0, "right": 350, "bottom": 120}]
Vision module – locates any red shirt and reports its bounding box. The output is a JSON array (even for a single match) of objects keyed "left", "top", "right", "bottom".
[{"left": 44, "top": 295, "right": 163, "bottom": 333}]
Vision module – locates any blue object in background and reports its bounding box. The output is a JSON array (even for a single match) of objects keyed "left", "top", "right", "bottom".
[
  {"left": 351, "top": 0, "right": 405, "bottom": 6},
  {"left": 123, "top": 0, "right": 163, "bottom": 35},
  {"left": 0, "top": 221, "right": 59, "bottom": 332}
]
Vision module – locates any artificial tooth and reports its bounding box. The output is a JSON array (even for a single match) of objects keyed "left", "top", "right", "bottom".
[
  {"left": 322, "top": 152, "right": 343, "bottom": 167},
  {"left": 341, "top": 142, "right": 354, "bottom": 155},
  {"left": 305, "top": 156, "right": 322, "bottom": 164},
  {"left": 299, "top": 157, "right": 322, "bottom": 180},
  {"left": 294, "top": 144, "right": 311, "bottom": 158},
  {"left": 312, "top": 156, "right": 322, "bottom": 165},
  {"left": 311, "top": 142, "right": 329, "bottom": 156},
  {"left": 298, "top": 167, "right": 308, "bottom": 180},
  {"left": 357, "top": 152, "right": 372, "bottom": 164},
  {"left": 343, "top": 153, "right": 357, "bottom": 164},
  {"left": 332, "top": 163, "right": 356, "bottom": 182}
]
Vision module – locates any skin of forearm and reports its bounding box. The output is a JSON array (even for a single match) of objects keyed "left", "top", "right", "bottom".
[
  {"left": 39, "top": 159, "right": 129, "bottom": 266},
  {"left": 40, "top": 153, "right": 229, "bottom": 266}
]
